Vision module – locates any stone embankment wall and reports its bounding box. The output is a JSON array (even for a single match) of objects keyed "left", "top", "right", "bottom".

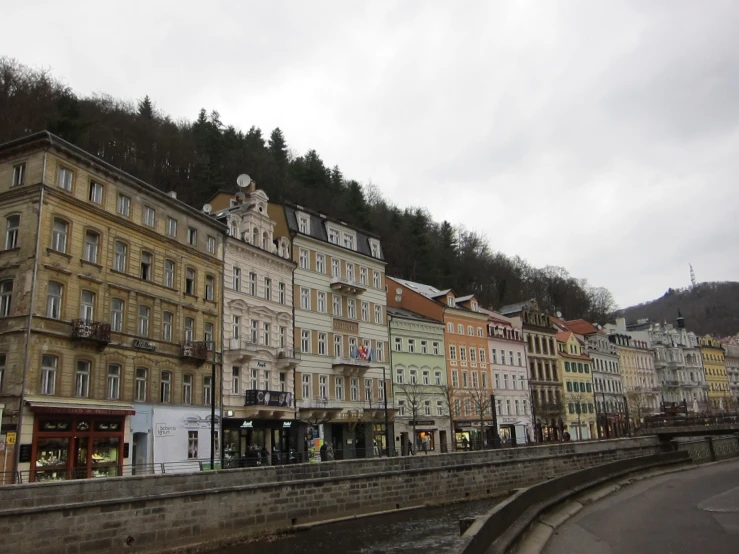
[{"left": 0, "top": 437, "right": 662, "bottom": 554}]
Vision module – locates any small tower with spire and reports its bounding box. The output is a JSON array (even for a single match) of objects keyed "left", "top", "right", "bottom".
[{"left": 677, "top": 309, "right": 685, "bottom": 329}]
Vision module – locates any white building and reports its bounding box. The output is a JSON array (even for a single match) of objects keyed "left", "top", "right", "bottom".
[
  {"left": 271, "top": 203, "right": 392, "bottom": 459},
  {"left": 484, "top": 312, "right": 533, "bottom": 445},
  {"left": 208, "top": 184, "right": 299, "bottom": 466}
]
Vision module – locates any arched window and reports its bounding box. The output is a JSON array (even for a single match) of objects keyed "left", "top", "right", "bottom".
[
  {"left": 114, "top": 241, "right": 127, "bottom": 272},
  {"left": 40, "top": 354, "right": 57, "bottom": 395},
  {"left": 140, "top": 251, "right": 153, "bottom": 281},
  {"left": 83, "top": 230, "right": 99, "bottom": 263},
  {"left": 5, "top": 215, "right": 19, "bottom": 250},
  {"left": 51, "top": 218, "right": 68, "bottom": 253},
  {"left": 75, "top": 360, "right": 91, "bottom": 397},
  {"left": 46, "top": 282, "right": 63, "bottom": 319},
  {"left": 262, "top": 231, "right": 268, "bottom": 250},
  {"left": 80, "top": 290, "right": 95, "bottom": 321},
  {"left": 252, "top": 227, "right": 259, "bottom": 245},
  {"left": 185, "top": 268, "right": 196, "bottom": 295}
]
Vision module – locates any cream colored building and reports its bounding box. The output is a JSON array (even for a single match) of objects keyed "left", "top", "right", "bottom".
[
  {"left": 270, "top": 203, "right": 392, "bottom": 459},
  {"left": 208, "top": 185, "right": 298, "bottom": 465},
  {"left": 0, "top": 132, "right": 225, "bottom": 481}
]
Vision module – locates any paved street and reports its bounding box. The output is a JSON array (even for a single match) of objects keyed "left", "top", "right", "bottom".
[{"left": 544, "top": 459, "right": 739, "bottom": 554}]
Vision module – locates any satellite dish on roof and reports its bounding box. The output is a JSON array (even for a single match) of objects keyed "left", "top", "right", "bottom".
[
  {"left": 237, "top": 174, "right": 252, "bottom": 188},
  {"left": 202, "top": 204, "right": 212, "bottom": 214}
]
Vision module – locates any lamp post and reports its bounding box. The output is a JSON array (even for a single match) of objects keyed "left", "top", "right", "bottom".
[
  {"left": 601, "top": 391, "right": 609, "bottom": 439},
  {"left": 623, "top": 394, "right": 631, "bottom": 436},
  {"left": 382, "top": 365, "right": 391, "bottom": 457},
  {"left": 490, "top": 393, "right": 501, "bottom": 448},
  {"left": 208, "top": 341, "right": 218, "bottom": 469}
]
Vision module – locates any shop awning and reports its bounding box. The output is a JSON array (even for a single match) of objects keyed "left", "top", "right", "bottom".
[{"left": 25, "top": 396, "right": 135, "bottom": 416}]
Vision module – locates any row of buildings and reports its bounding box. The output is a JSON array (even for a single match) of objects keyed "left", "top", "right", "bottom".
[{"left": 0, "top": 133, "right": 736, "bottom": 483}]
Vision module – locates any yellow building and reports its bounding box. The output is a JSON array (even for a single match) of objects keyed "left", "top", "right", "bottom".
[
  {"left": 556, "top": 331, "right": 596, "bottom": 440},
  {"left": 0, "top": 132, "right": 225, "bottom": 482},
  {"left": 699, "top": 335, "right": 730, "bottom": 412}
]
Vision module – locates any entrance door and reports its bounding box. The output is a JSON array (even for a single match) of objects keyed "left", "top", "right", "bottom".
[
  {"left": 439, "top": 430, "right": 447, "bottom": 453},
  {"left": 133, "top": 432, "right": 148, "bottom": 473},
  {"left": 74, "top": 437, "right": 89, "bottom": 479}
]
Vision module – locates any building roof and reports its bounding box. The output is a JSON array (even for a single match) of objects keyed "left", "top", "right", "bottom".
[
  {"left": 564, "top": 319, "right": 599, "bottom": 336},
  {"left": 498, "top": 299, "right": 536, "bottom": 315},
  {"left": 387, "top": 307, "right": 444, "bottom": 325},
  {"left": 556, "top": 331, "right": 573, "bottom": 342},
  {"left": 283, "top": 203, "right": 383, "bottom": 261},
  {"left": 0, "top": 131, "right": 226, "bottom": 230},
  {"left": 391, "top": 278, "right": 454, "bottom": 300},
  {"left": 455, "top": 294, "right": 475, "bottom": 303}
]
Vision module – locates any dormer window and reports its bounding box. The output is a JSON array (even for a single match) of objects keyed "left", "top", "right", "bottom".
[
  {"left": 298, "top": 215, "right": 310, "bottom": 234},
  {"left": 471, "top": 301, "right": 478, "bottom": 312},
  {"left": 343, "top": 233, "right": 355, "bottom": 250},
  {"left": 369, "top": 239, "right": 381, "bottom": 258},
  {"left": 447, "top": 296, "right": 454, "bottom": 307},
  {"left": 328, "top": 228, "right": 340, "bottom": 244}
]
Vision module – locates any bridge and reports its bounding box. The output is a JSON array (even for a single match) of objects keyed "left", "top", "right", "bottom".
[{"left": 634, "top": 413, "right": 739, "bottom": 438}]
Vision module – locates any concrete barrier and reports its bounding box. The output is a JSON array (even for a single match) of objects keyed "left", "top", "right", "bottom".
[{"left": 456, "top": 450, "right": 691, "bottom": 554}]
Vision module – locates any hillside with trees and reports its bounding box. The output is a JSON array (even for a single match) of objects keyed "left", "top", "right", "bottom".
[
  {"left": 0, "top": 57, "right": 616, "bottom": 320},
  {"left": 619, "top": 282, "right": 739, "bottom": 338}
]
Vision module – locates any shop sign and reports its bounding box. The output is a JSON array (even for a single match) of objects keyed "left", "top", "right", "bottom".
[
  {"left": 256, "top": 361, "right": 267, "bottom": 368},
  {"left": 245, "top": 389, "right": 293, "bottom": 407},
  {"left": 6, "top": 432, "right": 16, "bottom": 445},
  {"left": 19, "top": 444, "right": 32, "bottom": 463},
  {"left": 333, "top": 318, "right": 358, "bottom": 335},
  {"left": 133, "top": 339, "right": 157, "bottom": 351},
  {"left": 282, "top": 421, "right": 292, "bottom": 428},
  {"left": 155, "top": 423, "right": 177, "bottom": 437},
  {"left": 500, "top": 417, "right": 518, "bottom": 424},
  {"left": 409, "top": 420, "right": 435, "bottom": 426},
  {"left": 241, "top": 421, "right": 254, "bottom": 428}
]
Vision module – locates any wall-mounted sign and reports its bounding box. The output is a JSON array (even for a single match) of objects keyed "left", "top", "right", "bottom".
[
  {"left": 155, "top": 423, "right": 176, "bottom": 437},
  {"left": 245, "top": 389, "right": 293, "bottom": 407},
  {"left": 256, "top": 361, "right": 267, "bottom": 368},
  {"left": 133, "top": 339, "right": 157, "bottom": 351},
  {"left": 241, "top": 421, "right": 253, "bottom": 428},
  {"left": 19, "top": 444, "right": 32, "bottom": 463},
  {"left": 333, "top": 318, "right": 358, "bottom": 335},
  {"left": 282, "top": 421, "right": 292, "bottom": 428},
  {"left": 409, "top": 420, "right": 435, "bottom": 426}
]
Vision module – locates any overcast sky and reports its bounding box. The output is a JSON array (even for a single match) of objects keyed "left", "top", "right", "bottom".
[{"left": 4, "top": 1, "right": 739, "bottom": 308}]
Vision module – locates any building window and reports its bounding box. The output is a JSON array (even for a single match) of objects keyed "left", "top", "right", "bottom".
[
  {"left": 334, "top": 376, "right": 344, "bottom": 400},
  {"left": 187, "top": 431, "right": 198, "bottom": 459},
  {"left": 82, "top": 230, "right": 99, "bottom": 263},
  {"left": 207, "top": 235, "right": 216, "bottom": 254},
  {"left": 408, "top": 339, "right": 416, "bottom": 353},
  {"left": 344, "top": 234, "right": 355, "bottom": 250},
  {"left": 5, "top": 215, "right": 19, "bottom": 250},
  {"left": 205, "top": 275, "right": 215, "bottom": 301},
  {"left": 279, "top": 282, "right": 286, "bottom": 304},
  {"left": 373, "top": 271, "right": 380, "bottom": 289},
  {"left": 365, "top": 378, "right": 372, "bottom": 401},
  {"left": 317, "top": 332, "right": 327, "bottom": 355},
  {"left": 162, "top": 311, "right": 173, "bottom": 341},
  {"left": 184, "top": 317, "right": 194, "bottom": 342},
  {"left": 397, "top": 399, "right": 405, "bottom": 416},
  {"left": 347, "top": 299, "right": 356, "bottom": 319},
  {"left": 75, "top": 360, "right": 91, "bottom": 397},
  {"left": 232, "top": 267, "right": 241, "bottom": 291},
  {"left": 409, "top": 369, "right": 417, "bottom": 384},
  {"left": 164, "top": 260, "right": 175, "bottom": 288},
  {"left": 232, "top": 315, "right": 241, "bottom": 340},
  {"left": 329, "top": 228, "right": 340, "bottom": 244},
  {"left": 107, "top": 365, "right": 121, "bottom": 400},
  {"left": 114, "top": 241, "right": 127, "bottom": 272},
  {"left": 470, "top": 348, "right": 477, "bottom": 362},
  {"left": 332, "top": 259, "right": 341, "bottom": 278},
  {"left": 435, "top": 370, "right": 442, "bottom": 385},
  {"left": 57, "top": 166, "right": 73, "bottom": 191},
  {"left": 11, "top": 163, "right": 25, "bottom": 186},
  {"left": 117, "top": 194, "right": 131, "bottom": 216},
  {"left": 302, "top": 374, "right": 311, "bottom": 399},
  {"left": 316, "top": 254, "right": 325, "bottom": 273},
  {"left": 264, "top": 278, "right": 271, "bottom": 301},
  {"left": 422, "top": 369, "right": 430, "bottom": 385},
  {"left": 0, "top": 280, "right": 11, "bottom": 317},
  {"left": 351, "top": 378, "right": 359, "bottom": 401},
  {"left": 46, "top": 282, "right": 63, "bottom": 319},
  {"left": 333, "top": 295, "right": 342, "bottom": 316},
  {"left": 317, "top": 291, "right": 327, "bottom": 313},
  {"left": 185, "top": 268, "right": 195, "bottom": 295},
  {"left": 111, "top": 298, "right": 124, "bottom": 332},
  {"left": 394, "top": 337, "right": 402, "bottom": 352},
  {"left": 447, "top": 323, "right": 454, "bottom": 333},
  {"left": 457, "top": 324, "right": 464, "bottom": 334},
  {"left": 183, "top": 374, "right": 193, "bottom": 405},
  {"left": 135, "top": 368, "right": 147, "bottom": 402},
  {"left": 360, "top": 267, "right": 367, "bottom": 285},
  {"left": 80, "top": 290, "right": 95, "bottom": 321},
  {"left": 262, "top": 322, "right": 270, "bottom": 346},
  {"left": 346, "top": 263, "right": 355, "bottom": 282},
  {"left": 203, "top": 376, "right": 213, "bottom": 406},
  {"left": 249, "top": 272, "right": 256, "bottom": 295},
  {"left": 279, "top": 326, "right": 286, "bottom": 348},
  {"left": 301, "top": 330, "right": 311, "bottom": 353},
  {"left": 481, "top": 371, "right": 487, "bottom": 389},
  {"left": 160, "top": 371, "right": 172, "bottom": 403},
  {"left": 204, "top": 322, "right": 213, "bottom": 344},
  {"left": 143, "top": 205, "right": 155, "bottom": 227},
  {"left": 334, "top": 335, "right": 343, "bottom": 357},
  {"left": 433, "top": 342, "right": 440, "bottom": 355},
  {"left": 480, "top": 349, "right": 486, "bottom": 363},
  {"left": 40, "top": 355, "right": 57, "bottom": 395},
  {"left": 250, "top": 320, "right": 258, "bottom": 343},
  {"left": 491, "top": 349, "right": 497, "bottom": 364},
  {"left": 299, "top": 248, "right": 309, "bottom": 269},
  {"left": 140, "top": 251, "right": 153, "bottom": 280},
  {"left": 370, "top": 241, "right": 380, "bottom": 258},
  {"left": 51, "top": 218, "right": 68, "bottom": 253},
  {"left": 298, "top": 215, "right": 309, "bottom": 233},
  {"left": 300, "top": 287, "right": 310, "bottom": 310},
  {"left": 375, "top": 305, "right": 382, "bottom": 324},
  {"left": 187, "top": 227, "right": 197, "bottom": 246},
  {"left": 167, "top": 216, "right": 177, "bottom": 237},
  {"left": 462, "top": 372, "right": 469, "bottom": 387},
  {"left": 449, "top": 345, "right": 457, "bottom": 360},
  {"left": 138, "top": 305, "right": 150, "bottom": 337},
  {"left": 452, "top": 371, "right": 459, "bottom": 387},
  {"left": 319, "top": 375, "right": 328, "bottom": 399}
]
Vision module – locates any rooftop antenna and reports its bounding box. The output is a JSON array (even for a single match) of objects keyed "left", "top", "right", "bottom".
[
  {"left": 689, "top": 263, "right": 697, "bottom": 288},
  {"left": 236, "top": 174, "right": 252, "bottom": 188},
  {"left": 202, "top": 203, "right": 212, "bottom": 214}
]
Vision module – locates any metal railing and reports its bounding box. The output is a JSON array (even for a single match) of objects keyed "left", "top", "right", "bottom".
[
  {"left": 225, "top": 338, "right": 258, "bottom": 351},
  {"left": 71, "top": 319, "right": 111, "bottom": 343},
  {"left": 641, "top": 412, "right": 739, "bottom": 429},
  {"left": 180, "top": 341, "right": 209, "bottom": 360}
]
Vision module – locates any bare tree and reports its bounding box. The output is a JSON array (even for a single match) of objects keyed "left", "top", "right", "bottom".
[
  {"left": 437, "top": 384, "right": 459, "bottom": 452},
  {"left": 626, "top": 389, "right": 648, "bottom": 426},
  {"left": 467, "top": 386, "right": 493, "bottom": 449},
  {"left": 565, "top": 391, "right": 591, "bottom": 441},
  {"left": 397, "top": 382, "right": 432, "bottom": 452}
]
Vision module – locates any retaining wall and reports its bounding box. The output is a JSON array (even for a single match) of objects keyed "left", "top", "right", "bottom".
[{"left": 0, "top": 436, "right": 662, "bottom": 554}]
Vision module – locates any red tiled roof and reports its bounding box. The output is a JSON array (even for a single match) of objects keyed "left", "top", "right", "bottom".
[{"left": 563, "top": 319, "right": 598, "bottom": 335}]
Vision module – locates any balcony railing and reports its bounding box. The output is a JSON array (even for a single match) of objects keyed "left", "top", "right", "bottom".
[
  {"left": 71, "top": 319, "right": 111, "bottom": 345},
  {"left": 332, "top": 356, "right": 371, "bottom": 368},
  {"left": 329, "top": 277, "right": 366, "bottom": 295},
  {"left": 245, "top": 389, "right": 293, "bottom": 408},
  {"left": 180, "top": 341, "right": 209, "bottom": 360},
  {"left": 278, "top": 348, "right": 301, "bottom": 361},
  {"left": 535, "top": 402, "right": 563, "bottom": 413},
  {"left": 226, "top": 338, "right": 258, "bottom": 352}
]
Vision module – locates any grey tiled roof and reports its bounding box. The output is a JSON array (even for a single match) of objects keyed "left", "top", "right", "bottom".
[
  {"left": 387, "top": 307, "right": 443, "bottom": 325},
  {"left": 498, "top": 299, "right": 536, "bottom": 316},
  {"left": 391, "top": 278, "right": 450, "bottom": 299},
  {"left": 284, "top": 204, "right": 383, "bottom": 261}
]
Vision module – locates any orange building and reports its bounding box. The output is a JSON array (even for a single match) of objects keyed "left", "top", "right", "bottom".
[{"left": 387, "top": 278, "right": 491, "bottom": 450}]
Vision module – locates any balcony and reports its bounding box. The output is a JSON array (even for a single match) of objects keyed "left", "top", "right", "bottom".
[
  {"left": 245, "top": 389, "right": 293, "bottom": 408},
  {"left": 276, "top": 348, "right": 301, "bottom": 368},
  {"left": 663, "top": 380, "right": 680, "bottom": 387},
  {"left": 329, "top": 276, "right": 366, "bottom": 295},
  {"left": 535, "top": 402, "right": 563, "bottom": 414},
  {"left": 180, "top": 341, "right": 209, "bottom": 361},
  {"left": 332, "top": 355, "right": 371, "bottom": 376},
  {"left": 226, "top": 338, "right": 258, "bottom": 356},
  {"left": 71, "top": 319, "right": 111, "bottom": 348}
]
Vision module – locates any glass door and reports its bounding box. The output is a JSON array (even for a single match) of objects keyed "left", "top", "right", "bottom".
[{"left": 74, "top": 437, "right": 90, "bottom": 479}]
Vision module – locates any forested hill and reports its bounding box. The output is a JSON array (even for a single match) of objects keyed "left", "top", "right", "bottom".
[
  {"left": 0, "top": 57, "right": 616, "bottom": 321},
  {"left": 620, "top": 282, "right": 739, "bottom": 338}
]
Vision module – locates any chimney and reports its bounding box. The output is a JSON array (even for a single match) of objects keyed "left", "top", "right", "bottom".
[{"left": 168, "top": 191, "right": 177, "bottom": 199}]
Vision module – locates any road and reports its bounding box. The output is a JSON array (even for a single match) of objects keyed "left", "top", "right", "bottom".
[{"left": 543, "top": 459, "right": 739, "bottom": 554}]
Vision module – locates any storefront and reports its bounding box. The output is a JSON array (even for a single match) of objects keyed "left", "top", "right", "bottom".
[
  {"left": 26, "top": 400, "right": 133, "bottom": 482},
  {"left": 222, "top": 418, "right": 300, "bottom": 466},
  {"left": 151, "top": 406, "right": 217, "bottom": 469},
  {"left": 497, "top": 417, "right": 532, "bottom": 446}
]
